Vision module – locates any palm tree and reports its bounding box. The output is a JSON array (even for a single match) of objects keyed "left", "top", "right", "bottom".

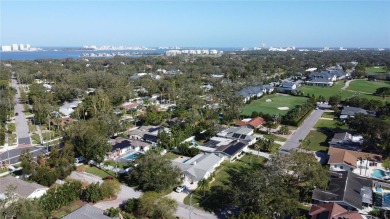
[{"left": 198, "top": 178, "right": 210, "bottom": 196}]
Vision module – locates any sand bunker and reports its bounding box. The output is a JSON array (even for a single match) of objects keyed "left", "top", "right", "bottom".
[
  {"left": 277, "top": 107, "right": 289, "bottom": 110},
  {"left": 266, "top": 99, "right": 272, "bottom": 102}
]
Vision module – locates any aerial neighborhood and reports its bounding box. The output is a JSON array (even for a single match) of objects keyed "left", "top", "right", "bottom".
[{"left": 1, "top": 50, "right": 390, "bottom": 219}]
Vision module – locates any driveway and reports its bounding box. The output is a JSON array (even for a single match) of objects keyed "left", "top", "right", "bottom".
[
  {"left": 280, "top": 109, "right": 324, "bottom": 152},
  {"left": 94, "top": 184, "right": 142, "bottom": 210},
  {"left": 11, "top": 74, "right": 31, "bottom": 146},
  {"left": 68, "top": 171, "right": 142, "bottom": 210}
]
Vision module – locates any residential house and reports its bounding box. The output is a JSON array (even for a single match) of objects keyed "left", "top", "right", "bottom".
[
  {"left": 128, "top": 125, "right": 166, "bottom": 146},
  {"left": 198, "top": 137, "right": 235, "bottom": 152},
  {"left": 171, "top": 153, "right": 224, "bottom": 183},
  {"left": 328, "top": 132, "right": 363, "bottom": 150},
  {"left": 59, "top": 100, "right": 82, "bottom": 117},
  {"left": 312, "top": 171, "right": 372, "bottom": 211},
  {"left": 217, "top": 126, "right": 256, "bottom": 145},
  {"left": 0, "top": 176, "right": 48, "bottom": 200},
  {"left": 214, "top": 140, "right": 249, "bottom": 162},
  {"left": 339, "top": 106, "right": 376, "bottom": 120},
  {"left": 238, "top": 85, "right": 274, "bottom": 103},
  {"left": 63, "top": 204, "right": 114, "bottom": 219},
  {"left": 276, "top": 81, "right": 297, "bottom": 93},
  {"left": 327, "top": 147, "right": 382, "bottom": 177},
  {"left": 121, "top": 102, "right": 140, "bottom": 111},
  {"left": 109, "top": 137, "right": 150, "bottom": 158},
  {"left": 236, "top": 117, "right": 266, "bottom": 129},
  {"left": 309, "top": 203, "right": 364, "bottom": 219}
]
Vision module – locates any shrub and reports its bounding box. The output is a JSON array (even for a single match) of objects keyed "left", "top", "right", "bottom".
[
  {"left": 100, "top": 180, "right": 121, "bottom": 199},
  {"left": 83, "top": 182, "right": 103, "bottom": 203},
  {"left": 122, "top": 198, "right": 139, "bottom": 213},
  {"left": 105, "top": 207, "right": 120, "bottom": 217}
]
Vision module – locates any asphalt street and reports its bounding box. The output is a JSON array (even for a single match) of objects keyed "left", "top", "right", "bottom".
[
  {"left": 280, "top": 109, "right": 324, "bottom": 152},
  {"left": 11, "top": 74, "right": 31, "bottom": 145},
  {"left": 0, "top": 146, "right": 48, "bottom": 164}
]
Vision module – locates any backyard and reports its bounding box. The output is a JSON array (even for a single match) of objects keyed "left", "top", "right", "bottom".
[{"left": 241, "top": 94, "right": 308, "bottom": 116}]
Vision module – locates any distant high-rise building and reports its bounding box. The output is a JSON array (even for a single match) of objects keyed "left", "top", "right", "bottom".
[
  {"left": 12, "top": 44, "right": 19, "bottom": 51},
  {"left": 19, "top": 44, "right": 25, "bottom": 50},
  {"left": 26, "top": 44, "right": 31, "bottom": 50},
  {"left": 1, "top": 45, "right": 12, "bottom": 51}
]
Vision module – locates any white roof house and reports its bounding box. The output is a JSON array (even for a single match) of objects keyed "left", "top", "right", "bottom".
[
  {"left": 0, "top": 176, "right": 48, "bottom": 200},
  {"left": 59, "top": 100, "right": 82, "bottom": 117},
  {"left": 172, "top": 153, "right": 224, "bottom": 183},
  {"left": 217, "top": 127, "right": 256, "bottom": 145}
]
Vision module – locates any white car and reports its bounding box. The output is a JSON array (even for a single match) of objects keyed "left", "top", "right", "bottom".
[{"left": 175, "top": 185, "right": 186, "bottom": 193}]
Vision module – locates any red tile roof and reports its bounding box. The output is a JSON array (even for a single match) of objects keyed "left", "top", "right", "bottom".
[
  {"left": 309, "top": 203, "right": 363, "bottom": 219},
  {"left": 122, "top": 102, "right": 140, "bottom": 110},
  {"left": 236, "top": 117, "right": 266, "bottom": 128}
]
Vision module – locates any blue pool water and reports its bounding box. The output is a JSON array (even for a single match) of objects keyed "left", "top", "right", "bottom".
[
  {"left": 384, "top": 193, "right": 390, "bottom": 205},
  {"left": 372, "top": 169, "right": 386, "bottom": 178},
  {"left": 125, "top": 152, "right": 142, "bottom": 161},
  {"left": 377, "top": 187, "right": 383, "bottom": 193}
]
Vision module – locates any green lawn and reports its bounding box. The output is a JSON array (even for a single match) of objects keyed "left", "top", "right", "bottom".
[
  {"left": 241, "top": 94, "right": 308, "bottom": 116},
  {"left": 300, "top": 81, "right": 385, "bottom": 101},
  {"left": 7, "top": 123, "right": 16, "bottom": 133},
  {"left": 84, "top": 166, "right": 117, "bottom": 179},
  {"left": 8, "top": 134, "right": 17, "bottom": 145},
  {"left": 184, "top": 155, "right": 265, "bottom": 207},
  {"left": 51, "top": 200, "right": 85, "bottom": 219},
  {"left": 28, "top": 121, "right": 37, "bottom": 132},
  {"left": 163, "top": 152, "right": 180, "bottom": 160},
  {"left": 347, "top": 80, "right": 390, "bottom": 94},
  {"left": 314, "top": 119, "right": 348, "bottom": 130},
  {"left": 262, "top": 133, "right": 287, "bottom": 142},
  {"left": 103, "top": 160, "right": 130, "bottom": 169},
  {"left": 322, "top": 112, "right": 335, "bottom": 119},
  {"left": 31, "top": 134, "right": 41, "bottom": 144},
  {"left": 302, "top": 130, "right": 330, "bottom": 152},
  {"left": 366, "top": 66, "right": 389, "bottom": 74}
]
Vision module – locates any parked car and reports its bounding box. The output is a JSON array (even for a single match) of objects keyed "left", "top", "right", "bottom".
[{"left": 175, "top": 185, "right": 187, "bottom": 193}]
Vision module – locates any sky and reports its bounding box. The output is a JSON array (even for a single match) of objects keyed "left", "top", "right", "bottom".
[{"left": 1, "top": 0, "right": 390, "bottom": 48}]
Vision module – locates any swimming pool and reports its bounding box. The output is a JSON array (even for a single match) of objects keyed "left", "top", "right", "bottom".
[
  {"left": 377, "top": 187, "right": 383, "bottom": 193},
  {"left": 384, "top": 193, "right": 390, "bottom": 205},
  {"left": 124, "top": 152, "right": 142, "bottom": 161},
  {"left": 372, "top": 169, "right": 386, "bottom": 178}
]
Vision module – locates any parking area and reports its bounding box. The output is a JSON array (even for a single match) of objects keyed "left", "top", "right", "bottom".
[{"left": 167, "top": 180, "right": 198, "bottom": 203}]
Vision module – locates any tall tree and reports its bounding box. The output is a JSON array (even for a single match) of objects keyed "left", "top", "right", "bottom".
[{"left": 126, "top": 150, "right": 182, "bottom": 192}]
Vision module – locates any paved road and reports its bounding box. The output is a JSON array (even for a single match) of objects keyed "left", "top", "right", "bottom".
[
  {"left": 0, "top": 146, "right": 48, "bottom": 164},
  {"left": 11, "top": 74, "right": 31, "bottom": 146},
  {"left": 280, "top": 109, "right": 324, "bottom": 152}
]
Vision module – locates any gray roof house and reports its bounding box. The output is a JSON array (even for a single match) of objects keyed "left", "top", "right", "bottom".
[
  {"left": 217, "top": 127, "right": 256, "bottom": 145},
  {"left": 172, "top": 153, "right": 224, "bottom": 183},
  {"left": 238, "top": 84, "right": 274, "bottom": 103},
  {"left": 0, "top": 176, "right": 48, "bottom": 199},
  {"left": 276, "top": 81, "right": 297, "bottom": 93},
  {"left": 214, "top": 140, "right": 249, "bottom": 162},
  {"left": 63, "top": 204, "right": 115, "bottom": 219},
  {"left": 312, "top": 171, "right": 372, "bottom": 211},
  {"left": 339, "top": 106, "right": 376, "bottom": 120},
  {"left": 328, "top": 132, "right": 363, "bottom": 150}
]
